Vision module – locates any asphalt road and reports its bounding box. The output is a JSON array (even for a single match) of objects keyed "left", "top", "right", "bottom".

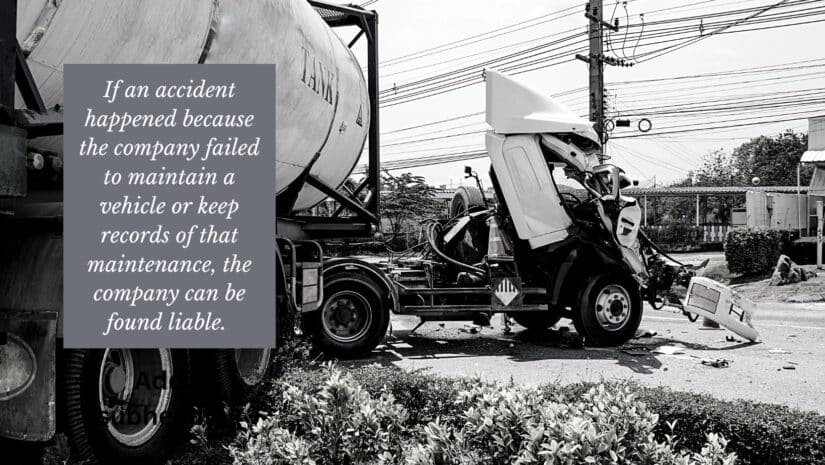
[{"left": 355, "top": 302, "right": 825, "bottom": 414}]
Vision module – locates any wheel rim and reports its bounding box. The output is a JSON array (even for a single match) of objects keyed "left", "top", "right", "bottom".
[
  {"left": 98, "top": 348, "right": 173, "bottom": 447},
  {"left": 321, "top": 290, "right": 373, "bottom": 343},
  {"left": 233, "top": 349, "right": 272, "bottom": 386},
  {"left": 594, "top": 284, "right": 632, "bottom": 332}
]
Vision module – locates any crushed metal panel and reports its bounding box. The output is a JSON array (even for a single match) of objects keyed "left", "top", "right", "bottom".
[{"left": 0, "top": 312, "right": 57, "bottom": 441}]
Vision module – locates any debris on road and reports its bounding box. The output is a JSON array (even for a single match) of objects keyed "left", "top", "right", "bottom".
[
  {"left": 635, "top": 328, "right": 658, "bottom": 338},
  {"left": 701, "top": 358, "right": 730, "bottom": 368},
  {"left": 768, "top": 348, "right": 792, "bottom": 354},
  {"left": 770, "top": 255, "right": 817, "bottom": 286},
  {"left": 653, "top": 345, "right": 687, "bottom": 355},
  {"left": 683, "top": 277, "right": 759, "bottom": 342},
  {"left": 620, "top": 344, "right": 650, "bottom": 356}
]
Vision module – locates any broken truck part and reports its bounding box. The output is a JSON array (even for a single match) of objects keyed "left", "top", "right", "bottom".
[{"left": 684, "top": 277, "right": 759, "bottom": 342}]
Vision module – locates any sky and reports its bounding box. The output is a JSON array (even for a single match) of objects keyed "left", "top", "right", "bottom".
[{"left": 335, "top": 0, "right": 825, "bottom": 189}]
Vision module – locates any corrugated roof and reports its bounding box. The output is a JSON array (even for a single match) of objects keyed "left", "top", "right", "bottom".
[
  {"left": 624, "top": 186, "right": 807, "bottom": 197},
  {"left": 801, "top": 150, "right": 825, "bottom": 163}
]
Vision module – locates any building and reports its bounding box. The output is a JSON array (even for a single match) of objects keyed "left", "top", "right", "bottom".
[{"left": 802, "top": 116, "right": 825, "bottom": 198}]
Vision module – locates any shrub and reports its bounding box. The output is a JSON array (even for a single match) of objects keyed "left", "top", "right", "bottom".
[
  {"left": 407, "top": 381, "right": 736, "bottom": 465},
  {"left": 724, "top": 227, "right": 788, "bottom": 275},
  {"left": 232, "top": 366, "right": 736, "bottom": 465},
  {"left": 631, "top": 387, "right": 825, "bottom": 465},
  {"left": 229, "top": 363, "right": 408, "bottom": 465},
  {"left": 283, "top": 366, "right": 824, "bottom": 465}
]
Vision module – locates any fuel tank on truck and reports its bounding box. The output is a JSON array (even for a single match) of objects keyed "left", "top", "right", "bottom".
[{"left": 16, "top": 0, "right": 370, "bottom": 212}]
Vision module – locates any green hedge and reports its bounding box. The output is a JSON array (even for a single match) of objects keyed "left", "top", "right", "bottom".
[
  {"left": 724, "top": 228, "right": 798, "bottom": 275},
  {"left": 274, "top": 366, "right": 823, "bottom": 465},
  {"left": 232, "top": 365, "right": 736, "bottom": 465},
  {"left": 177, "top": 364, "right": 825, "bottom": 464}
]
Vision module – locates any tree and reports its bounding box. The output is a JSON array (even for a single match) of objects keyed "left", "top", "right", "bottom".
[
  {"left": 655, "top": 130, "right": 810, "bottom": 225},
  {"left": 380, "top": 172, "right": 441, "bottom": 241},
  {"left": 732, "top": 130, "right": 810, "bottom": 186}
]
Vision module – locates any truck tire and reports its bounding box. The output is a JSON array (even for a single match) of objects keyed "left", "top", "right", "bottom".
[
  {"left": 63, "top": 348, "right": 191, "bottom": 465},
  {"left": 305, "top": 272, "right": 389, "bottom": 359},
  {"left": 574, "top": 274, "right": 642, "bottom": 346},
  {"left": 449, "top": 185, "right": 485, "bottom": 217},
  {"left": 510, "top": 311, "right": 562, "bottom": 331},
  {"left": 196, "top": 348, "right": 272, "bottom": 418}
]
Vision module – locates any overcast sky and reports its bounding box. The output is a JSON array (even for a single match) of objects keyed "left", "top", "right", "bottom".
[{"left": 338, "top": 0, "right": 824, "bottom": 188}]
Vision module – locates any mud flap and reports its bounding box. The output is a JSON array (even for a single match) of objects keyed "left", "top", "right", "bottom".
[
  {"left": 683, "top": 277, "right": 759, "bottom": 342},
  {"left": 0, "top": 312, "right": 57, "bottom": 441}
]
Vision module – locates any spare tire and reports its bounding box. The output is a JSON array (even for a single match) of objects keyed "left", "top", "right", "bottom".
[{"left": 449, "top": 185, "right": 485, "bottom": 217}]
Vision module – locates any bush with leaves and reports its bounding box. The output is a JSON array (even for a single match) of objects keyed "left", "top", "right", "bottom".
[
  {"left": 724, "top": 227, "right": 782, "bottom": 275},
  {"left": 229, "top": 363, "right": 408, "bottom": 465},
  {"left": 407, "top": 381, "right": 736, "bottom": 465},
  {"left": 230, "top": 366, "right": 735, "bottom": 465}
]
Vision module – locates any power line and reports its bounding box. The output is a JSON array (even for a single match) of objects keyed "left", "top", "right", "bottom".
[{"left": 378, "top": 3, "right": 583, "bottom": 67}]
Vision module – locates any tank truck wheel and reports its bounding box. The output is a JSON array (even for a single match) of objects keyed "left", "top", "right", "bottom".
[
  {"left": 449, "top": 185, "right": 485, "bottom": 217},
  {"left": 62, "top": 348, "right": 192, "bottom": 465},
  {"left": 305, "top": 272, "right": 389, "bottom": 359},
  {"left": 194, "top": 348, "right": 273, "bottom": 422},
  {"left": 574, "top": 274, "right": 642, "bottom": 347},
  {"left": 510, "top": 311, "right": 562, "bottom": 331}
]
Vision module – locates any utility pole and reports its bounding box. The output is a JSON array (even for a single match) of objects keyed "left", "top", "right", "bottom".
[
  {"left": 576, "top": 1, "right": 630, "bottom": 162},
  {"left": 587, "top": 1, "right": 606, "bottom": 153}
]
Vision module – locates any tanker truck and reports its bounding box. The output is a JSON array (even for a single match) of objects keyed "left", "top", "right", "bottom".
[{"left": 0, "top": 0, "right": 381, "bottom": 463}]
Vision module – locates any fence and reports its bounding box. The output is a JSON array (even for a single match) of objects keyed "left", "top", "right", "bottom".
[{"left": 642, "top": 223, "right": 729, "bottom": 252}]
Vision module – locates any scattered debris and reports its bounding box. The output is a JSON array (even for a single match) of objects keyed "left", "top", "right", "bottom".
[
  {"left": 635, "top": 328, "right": 658, "bottom": 338},
  {"left": 770, "top": 255, "right": 817, "bottom": 286},
  {"left": 726, "top": 335, "right": 743, "bottom": 343},
  {"left": 701, "top": 358, "right": 730, "bottom": 368},
  {"left": 653, "top": 345, "right": 686, "bottom": 355},
  {"left": 768, "top": 348, "right": 792, "bottom": 355},
  {"left": 620, "top": 344, "right": 650, "bottom": 356}
]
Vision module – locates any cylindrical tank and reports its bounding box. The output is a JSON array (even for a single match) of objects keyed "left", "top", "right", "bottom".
[{"left": 16, "top": 0, "right": 369, "bottom": 212}]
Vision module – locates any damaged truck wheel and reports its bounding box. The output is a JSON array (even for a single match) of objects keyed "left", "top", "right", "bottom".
[
  {"left": 575, "top": 274, "right": 642, "bottom": 346},
  {"left": 62, "top": 348, "right": 191, "bottom": 465},
  {"left": 304, "top": 272, "right": 389, "bottom": 359}
]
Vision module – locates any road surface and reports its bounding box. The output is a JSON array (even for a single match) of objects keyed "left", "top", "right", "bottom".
[{"left": 355, "top": 301, "right": 825, "bottom": 414}]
